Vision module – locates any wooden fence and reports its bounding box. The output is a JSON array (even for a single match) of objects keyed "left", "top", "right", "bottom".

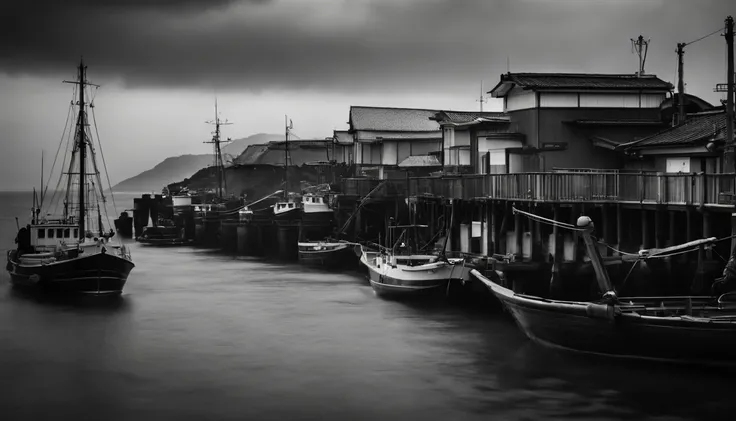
[{"left": 340, "top": 172, "right": 736, "bottom": 207}]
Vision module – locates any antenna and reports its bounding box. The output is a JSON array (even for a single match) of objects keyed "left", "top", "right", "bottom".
[
  {"left": 631, "top": 35, "right": 650, "bottom": 76},
  {"left": 476, "top": 81, "right": 488, "bottom": 112},
  {"left": 204, "top": 98, "right": 233, "bottom": 200}
]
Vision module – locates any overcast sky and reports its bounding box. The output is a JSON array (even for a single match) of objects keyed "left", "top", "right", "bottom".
[{"left": 1, "top": 0, "right": 733, "bottom": 190}]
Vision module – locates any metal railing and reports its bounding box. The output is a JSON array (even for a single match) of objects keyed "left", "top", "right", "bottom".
[{"left": 340, "top": 172, "right": 736, "bottom": 206}]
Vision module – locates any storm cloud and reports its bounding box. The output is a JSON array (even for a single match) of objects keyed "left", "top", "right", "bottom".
[{"left": 3, "top": 0, "right": 733, "bottom": 96}]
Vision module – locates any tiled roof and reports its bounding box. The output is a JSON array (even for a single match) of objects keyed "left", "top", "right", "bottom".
[
  {"left": 434, "top": 111, "right": 509, "bottom": 124},
  {"left": 234, "top": 140, "right": 330, "bottom": 166},
  {"left": 572, "top": 119, "right": 664, "bottom": 126},
  {"left": 490, "top": 73, "right": 673, "bottom": 97},
  {"left": 623, "top": 110, "right": 730, "bottom": 149},
  {"left": 333, "top": 130, "right": 353, "bottom": 145},
  {"left": 397, "top": 155, "right": 441, "bottom": 167},
  {"left": 350, "top": 106, "right": 441, "bottom": 132}
]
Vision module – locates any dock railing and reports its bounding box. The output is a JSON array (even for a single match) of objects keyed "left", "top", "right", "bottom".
[{"left": 341, "top": 171, "right": 736, "bottom": 207}]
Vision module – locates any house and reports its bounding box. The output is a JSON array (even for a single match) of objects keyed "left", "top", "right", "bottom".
[
  {"left": 348, "top": 106, "right": 442, "bottom": 179},
  {"left": 488, "top": 72, "right": 674, "bottom": 171},
  {"left": 431, "top": 111, "right": 523, "bottom": 174},
  {"left": 620, "top": 108, "right": 732, "bottom": 174},
  {"left": 332, "top": 130, "right": 354, "bottom": 165}
]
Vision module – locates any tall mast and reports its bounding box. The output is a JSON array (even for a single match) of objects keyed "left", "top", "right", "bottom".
[
  {"left": 726, "top": 16, "right": 734, "bottom": 172},
  {"left": 204, "top": 99, "right": 231, "bottom": 201},
  {"left": 284, "top": 115, "right": 289, "bottom": 198},
  {"left": 77, "top": 59, "right": 87, "bottom": 239}
]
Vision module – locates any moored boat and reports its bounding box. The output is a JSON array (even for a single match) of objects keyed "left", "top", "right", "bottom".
[
  {"left": 298, "top": 240, "right": 359, "bottom": 267},
  {"left": 472, "top": 268, "right": 736, "bottom": 365},
  {"left": 472, "top": 209, "right": 736, "bottom": 366},
  {"left": 6, "top": 59, "right": 135, "bottom": 296},
  {"left": 360, "top": 248, "right": 471, "bottom": 297}
]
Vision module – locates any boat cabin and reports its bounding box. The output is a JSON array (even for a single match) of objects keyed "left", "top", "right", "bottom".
[
  {"left": 302, "top": 194, "right": 330, "bottom": 213},
  {"left": 31, "top": 223, "right": 80, "bottom": 252},
  {"left": 274, "top": 198, "right": 301, "bottom": 215}
]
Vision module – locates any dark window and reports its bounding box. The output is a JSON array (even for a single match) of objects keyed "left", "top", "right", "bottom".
[
  {"left": 38, "top": 229, "right": 45, "bottom": 239},
  {"left": 73, "top": 229, "right": 78, "bottom": 238},
  {"left": 64, "top": 228, "right": 70, "bottom": 238},
  {"left": 56, "top": 228, "right": 63, "bottom": 238},
  {"left": 48, "top": 229, "right": 55, "bottom": 238}
]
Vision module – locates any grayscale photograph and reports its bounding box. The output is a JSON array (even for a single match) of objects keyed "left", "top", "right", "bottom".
[{"left": 1, "top": 0, "right": 735, "bottom": 420}]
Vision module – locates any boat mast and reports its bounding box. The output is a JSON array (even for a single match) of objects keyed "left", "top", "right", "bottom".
[
  {"left": 76, "top": 59, "right": 87, "bottom": 239},
  {"left": 205, "top": 99, "right": 231, "bottom": 201},
  {"left": 284, "top": 115, "right": 289, "bottom": 199}
]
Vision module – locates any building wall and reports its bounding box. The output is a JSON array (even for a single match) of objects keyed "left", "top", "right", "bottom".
[
  {"left": 353, "top": 130, "right": 441, "bottom": 168},
  {"left": 507, "top": 107, "right": 664, "bottom": 171}
]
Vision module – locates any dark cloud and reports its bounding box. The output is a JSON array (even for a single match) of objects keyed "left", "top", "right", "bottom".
[{"left": 1, "top": 0, "right": 734, "bottom": 98}]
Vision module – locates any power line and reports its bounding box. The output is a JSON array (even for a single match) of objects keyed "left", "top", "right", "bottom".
[{"left": 684, "top": 26, "right": 723, "bottom": 47}]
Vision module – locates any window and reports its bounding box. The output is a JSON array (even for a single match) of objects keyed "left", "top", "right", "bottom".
[
  {"left": 64, "top": 228, "right": 70, "bottom": 238},
  {"left": 73, "top": 229, "right": 78, "bottom": 238},
  {"left": 56, "top": 228, "right": 63, "bottom": 238},
  {"left": 48, "top": 229, "right": 54, "bottom": 238},
  {"left": 38, "top": 229, "right": 45, "bottom": 239},
  {"left": 666, "top": 157, "right": 690, "bottom": 173}
]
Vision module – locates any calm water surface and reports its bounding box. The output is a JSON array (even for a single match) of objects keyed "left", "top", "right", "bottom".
[{"left": 0, "top": 191, "right": 733, "bottom": 420}]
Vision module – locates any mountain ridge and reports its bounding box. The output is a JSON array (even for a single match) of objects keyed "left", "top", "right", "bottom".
[{"left": 112, "top": 133, "right": 283, "bottom": 193}]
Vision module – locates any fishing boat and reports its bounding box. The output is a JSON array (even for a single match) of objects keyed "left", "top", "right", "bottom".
[
  {"left": 6, "top": 59, "right": 135, "bottom": 295},
  {"left": 137, "top": 220, "right": 191, "bottom": 246},
  {"left": 472, "top": 210, "right": 736, "bottom": 366},
  {"left": 360, "top": 245, "right": 470, "bottom": 297},
  {"left": 297, "top": 181, "right": 385, "bottom": 268},
  {"left": 358, "top": 197, "right": 471, "bottom": 297},
  {"left": 298, "top": 240, "right": 360, "bottom": 267}
]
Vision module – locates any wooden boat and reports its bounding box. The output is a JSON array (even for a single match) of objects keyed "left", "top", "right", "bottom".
[
  {"left": 360, "top": 248, "right": 471, "bottom": 297},
  {"left": 6, "top": 60, "right": 135, "bottom": 295},
  {"left": 472, "top": 209, "right": 736, "bottom": 366},
  {"left": 298, "top": 240, "right": 359, "bottom": 267},
  {"left": 137, "top": 224, "right": 192, "bottom": 246},
  {"left": 472, "top": 269, "right": 736, "bottom": 365}
]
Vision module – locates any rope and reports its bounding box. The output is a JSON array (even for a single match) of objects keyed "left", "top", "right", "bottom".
[{"left": 512, "top": 206, "right": 586, "bottom": 231}]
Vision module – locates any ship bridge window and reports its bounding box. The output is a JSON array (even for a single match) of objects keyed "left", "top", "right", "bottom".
[
  {"left": 56, "top": 228, "right": 63, "bottom": 238},
  {"left": 73, "top": 228, "right": 78, "bottom": 238},
  {"left": 38, "top": 229, "right": 45, "bottom": 239},
  {"left": 64, "top": 228, "right": 70, "bottom": 238},
  {"left": 48, "top": 229, "right": 55, "bottom": 238}
]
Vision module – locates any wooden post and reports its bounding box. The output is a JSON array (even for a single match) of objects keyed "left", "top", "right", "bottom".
[
  {"left": 615, "top": 204, "right": 623, "bottom": 255},
  {"left": 571, "top": 204, "right": 582, "bottom": 263},
  {"left": 550, "top": 204, "right": 563, "bottom": 297},
  {"left": 531, "top": 214, "right": 543, "bottom": 261},
  {"left": 703, "top": 210, "right": 712, "bottom": 260},
  {"left": 655, "top": 207, "right": 664, "bottom": 249},
  {"left": 466, "top": 202, "right": 474, "bottom": 254},
  {"left": 487, "top": 201, "right": 496, "bottom": 256},
  {"left": 641, "top": 209, "right": 650, "bottom": 249},
  {"left": 601, "top": 205, "right": 611, "bottom": 256},
  {"left": 578, "top": 216, "right": 615, "bottom": 296},
  {"left": 498, "top": 202, "right": 509, "bottom": 255},
  {"left": 684, "top": 206, "right": 693, "bottom": 264},
  {"left": 514, "top": 206, "right": 523, "bottom": 260},
  {"left": 668, "top": 210, "right": 677, "bottom": 247}
]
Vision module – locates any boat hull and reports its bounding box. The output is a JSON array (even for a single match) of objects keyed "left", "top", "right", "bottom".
[
  {"left": 301, "top": 211, "right": 334, "bottom": 225},
  {"left": 7, "top": 251, "right": 135, "bottom": 296},
  {"left": 472, "top": 269, "right": 736, "bottom": 366},
  {"left": 360, "top": 250, "right": 470, "bottom": 298},
  {"left": 298, "top": 242, "right": 358, "bottom": 268}
]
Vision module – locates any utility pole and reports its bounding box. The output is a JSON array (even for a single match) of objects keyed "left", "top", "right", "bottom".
[
  {"left": 676, "top": 42, "right": 686, "bottom": 125},
  {"left": 723, "top": 16, "right": 735, "bottom": 173},
  {"left": 631, "top": 35, "right": 650, "bottom": 76},
  {"left": 476, "top": 81, "right": 488, "bottom": 112}
]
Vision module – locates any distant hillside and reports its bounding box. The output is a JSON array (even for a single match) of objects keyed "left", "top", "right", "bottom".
[
  {"left": 112, "top": 133, "right": 283, "bottom": 193},
  {"left": 221, "top": 133, "right": 283, "bottom": 157},
  {"left": 112, "top": 154, "right": 213, "bottom": 193}
]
